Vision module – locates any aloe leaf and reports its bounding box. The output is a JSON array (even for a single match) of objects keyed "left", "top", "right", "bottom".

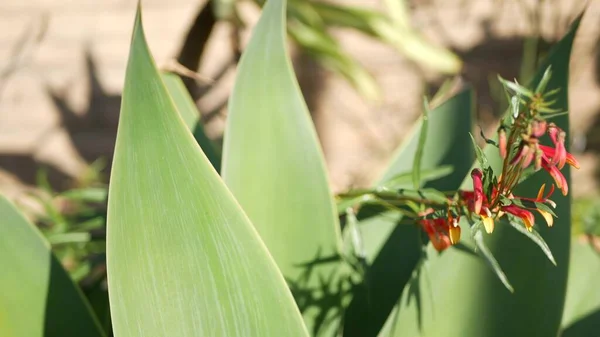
[
  {"left": 385, "top": 16, "right": 580, "bottom": 337},
  {"left": 343, "top": 87, "right": 474, "bottom": 336},
  {"left": 0, "top": 195, "right": 105, "bottom": 337},
  {"left": 161, "top": 71, "right": 221, "bottom": 172},
  {"left": 560, "top": 239, "right": 600, "bottom": 336},
  {"left": 106, "top": 6, "right": 309, "bottom": 336},
  {"left": 222, "top": 0, "right": 348, "bottom": 334}
]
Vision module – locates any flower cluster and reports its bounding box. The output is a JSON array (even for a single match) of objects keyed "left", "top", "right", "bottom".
[{"left": 419, "top": 81, "right": 580, "bottom": 252}]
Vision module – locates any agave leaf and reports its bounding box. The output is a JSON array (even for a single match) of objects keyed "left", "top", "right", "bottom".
[
  {"left": 161, "top": 71, "right": 221, "bottom": 171},
  {"left": 560, "top": 239, "right": 600, "bottom": 337},
  {"left": 343, "top": 87, "right": 474, "bottom": 336},
  {"left": 0, "top": 195, "right": 105, "bottom": 337},
  {"left": 106, "top": 6, "right": 308, "bottom": 336},
  {"left": 222, "top": 0, "right": 348, "bottom": 334},
  {"left": 385, "top": 16, "right": 580, "bottom": 337}
]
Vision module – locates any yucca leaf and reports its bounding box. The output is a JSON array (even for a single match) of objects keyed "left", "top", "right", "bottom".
[
  {"left": 0, "top": 195, "right": 105, "bottom": 337},
  {"left": 385, "top": 16, "right": 580, "bottom": 337},
  {"left": 106, "top": 6, "right": 309, "bottom": 336},
  {"left": 343, "top": 87, "right": 474, "bottom": 336},
  {"left": 161, "top": 71, "right": 221, "bottom": 172},
  {"left": 222, "top": 0, "right": 348, "bottom": 334}
]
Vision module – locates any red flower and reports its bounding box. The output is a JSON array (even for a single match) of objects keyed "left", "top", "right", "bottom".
[
  {"left": 548, "top": 123, "right": 567, "bottom": 169},
  {"left": 420, "top": 217, "right": 460, "bottom": 252},
  {"left": 471, "top": 169, "right": 484, "bottom": 214},
  {"left": 501, "top": 205, "right": 535, "bottom": 231},
  {"left": 541, "top": 157, "right": 569, "bottom": 195},
  {"left": 538, "top": 144, "right": 580, "bottom": 169}
]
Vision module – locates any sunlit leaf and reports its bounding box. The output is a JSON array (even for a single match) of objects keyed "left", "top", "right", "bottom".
[
  {"left": 222, "top": 0, "right": 348, "bottom": 334},
  {"left": 106, "top": 6, "right": 309, "bottom": 336},
  {"left": 161, "top": 71, "right": 221, "bottom": 172}
]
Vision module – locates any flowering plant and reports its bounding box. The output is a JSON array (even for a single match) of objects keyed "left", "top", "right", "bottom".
[{"left": 338, "top": 68, "right": 579, "bottom": 289}]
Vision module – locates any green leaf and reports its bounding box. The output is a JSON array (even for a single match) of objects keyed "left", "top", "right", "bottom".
[
  {"left": 342, "top": 87, "right": 474, "bottom": 336},
  {"left": 384, "top": 16, "right": 580, "bottom": 337},
  {"left": 412, "top": 98, "right": 429, "bottom": 189},
  {"left": 474, "top": 229, "right": 514, "bottom": 292},
  {"left": 222, "top": 0, "right": 346, "bottom": 334},
  {"left": 506, "top": 219, "right": 556, "bottom": 266},
  {"left": 535, "top": 66, "right": 553, "bottom": 94},
  {"left": 560, "top": 239, "right": 600, "bottom": 336},
  {"left": 498, "top": 75, "right": 534, "bottom": 98},
  {"left": 160, "top": 71, "right": 221, "bottom": 172},
  {"left": 470, "top": 132, "right": 490, "bottom": 169},
  {"left": 106, "top": 6, "right": 309, "bottom": 337},
  {"left": 0, "top": 195, "right": 105, "bottom": 337}
]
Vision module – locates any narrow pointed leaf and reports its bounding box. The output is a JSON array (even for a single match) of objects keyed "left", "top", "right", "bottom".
[
  {"left": 386, "top": 16, "right": 580, "bottom": 337},
  {"left": 0, "top": 195, "right": 105, "bottom": 337},
  {"left": 161, "top": 71, "right": 221, "bottom": 171},
  {"left": 343, "top": 87, "right": 474, "bottom": 336},
  {"left": 412, "top": 98, "right": 429, "bottom": 189},
  {"left": 474, "top": 230, "right": 514, "bottom": 292},
  {"left": 222, "top": 0, "right": 346, "bottom": 335},
  {"left": 507, "top": 220, "right": 556, "bottom": 266},
  {"left": 107, "top": 7, "right": 308, "bottom": 337}
]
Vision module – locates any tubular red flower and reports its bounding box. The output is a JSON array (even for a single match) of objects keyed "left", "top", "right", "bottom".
[
  {"left": 548, "top": 124, "right": 568, "bottom": 169},
  {"left": 421, "top": 218, "right": 453, "bottom": 252},
  {"left": 542, "top": 158, "right": 568, "bottom": 195},
  {"left": 471, "top": 169, "right": 484, "bottom": 215},
  {"left": 502, "top": 204, "right": 535, "bottom": 231},
  {"left": 539, "top": 145, "right": 580, "bottom": 169}
]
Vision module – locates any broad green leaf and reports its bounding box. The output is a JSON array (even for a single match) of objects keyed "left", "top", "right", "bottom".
[
  {"left": 221, "top": 0, "right": 346, "bottom": 334},
  {"left": 560, "top": 239, "right": 600, "bottom": 336},
  {"left": 385, "top": 16, "right": 580, "bottom": 337},
  {"left": 107, "top": 7, "right": 308, "bottom": 337},
  {"left": 343, "top": 87, "right": 474, "bottom": 336},
  {"left": 161, "top": 71, "right": 221, "bottom": 172},
  {"left": 0, "top": 195, "right": 104, "bottom": 337}
]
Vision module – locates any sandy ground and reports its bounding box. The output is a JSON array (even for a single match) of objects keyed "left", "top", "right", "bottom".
[{"left": 0, "top": 0, "right": 598, "bottom": 203}]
